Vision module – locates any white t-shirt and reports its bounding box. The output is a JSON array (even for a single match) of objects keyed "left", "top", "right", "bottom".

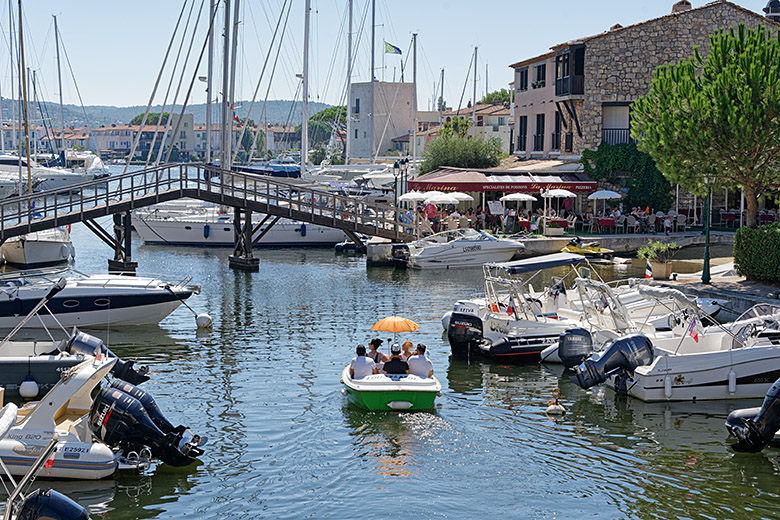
[
  {"left": 350, "top": 356, "right": 376, "bottom": 379},
  {"left": 407, "top": 354, "right": 433, "bottom": 378}
]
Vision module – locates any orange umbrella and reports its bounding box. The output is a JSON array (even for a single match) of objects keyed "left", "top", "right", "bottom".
[{"left": 370, "top": 316, "right": 420, "bottom": 333}]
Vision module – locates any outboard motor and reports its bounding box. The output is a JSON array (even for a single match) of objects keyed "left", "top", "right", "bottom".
[
  {"left": 15, "top": 489, "right": 89, "bottom": 520},
  {"left": 558, "top": 328, "right": 595, "bottom": 370},
  {"left": 726, "top": 377, "right": 780, "bottom": 453},
  {"left": 65, "top": 329, "right": 149, "bottom": 385},
  {"left": 570, "top": 334, "right": 654, "bottom": 391},
  {"left": 109, "top": 380, "right": 175, "bottom": 433},
  {"left": 447, "top": 313, "right": 483, "bottom": 359},
  {"left": 89, "top": 386, "right": 206, "bottom": 467}
]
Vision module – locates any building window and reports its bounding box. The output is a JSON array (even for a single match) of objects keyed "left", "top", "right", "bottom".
[
  {"left": 476, "top": 115, "right": 484, "bottom": 127},
  {"left": 354, "top": 98, "right": 360, "bottom": 115},
  {"left": 517, "top": 116, "right": 527, "bottom": 152},
  {"left": 180, "top": 131, "right": 186, "bottom": 139},
  {"left": 498, "top": 117, "right": 505, "bottom": 126},
  {"left": 533, "top": 63, "right": 546, "bottom": 88},
  {"left": 354, "top": 129, "right": 358, "bottom": 139},
  {"left": 517, "top": 68, "right": 528, "bottom": 91},
  {"left": 184, "top": 122, "right": 188, "bottom": 128},
  {"left": 533, "top": 114, "right": 545, "bottom": 151},
  {"left": 552, "top": 112, "right": 561, "bottom": 151}
]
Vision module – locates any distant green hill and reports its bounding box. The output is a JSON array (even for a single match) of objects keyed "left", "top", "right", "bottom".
[{"left": 4, "top": 99, "right": 331, "bottom": 128}]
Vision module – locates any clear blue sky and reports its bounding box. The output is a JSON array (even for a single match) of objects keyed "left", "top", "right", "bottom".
[{"left": 2, "top": 0, "right": 771, "bottom": 111}]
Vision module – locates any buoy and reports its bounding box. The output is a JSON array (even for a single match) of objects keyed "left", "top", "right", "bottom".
[
  {"left": 196, "top": 313, "right": 213, "bottom": 329},
  {"left": 546, "top": 388, "right": 566, "bottom": 415},
  {"left": 19, "top": 377, "right": 39, "bottom": 399}
]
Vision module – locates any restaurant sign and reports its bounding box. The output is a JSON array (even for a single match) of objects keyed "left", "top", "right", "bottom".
[{"left": 407, "top": 181, "right": 596, "bottom": 193}]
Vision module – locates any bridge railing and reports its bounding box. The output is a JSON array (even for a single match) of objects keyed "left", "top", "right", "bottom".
[{"left": 0, "top": 164, "right": 412, "bottom": 240}]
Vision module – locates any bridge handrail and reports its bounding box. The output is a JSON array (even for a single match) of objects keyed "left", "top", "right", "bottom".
[{"left": 0, "top": 163, "right": 412, "bottom": 241}]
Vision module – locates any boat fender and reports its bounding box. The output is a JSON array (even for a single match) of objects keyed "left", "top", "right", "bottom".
[
  {"left": 60, "top": 244, "right": 69, "bottom": 259},
  {"left": 19, "top": 376, "right": 39, "bottom": 399},
  {"left": 300, "top": 223, "right": 307, "bottom": 236},
  {"left": 728, "top": 369, "right": 737, "bottom": 394},
  {"left": 664, "top": 375, "right": 673, "bottom": 398},
  {"left": 69, "top": 243, "right": 76, "bottom": 259},
  {"left": 203, "top": 224, "right": 210, "bottom": 238}
]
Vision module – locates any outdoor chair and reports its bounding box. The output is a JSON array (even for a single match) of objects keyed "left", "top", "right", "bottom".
[
  {"left": 459, "top": 216, "right": 470, "bottom": 229},
  {"left": 616, "top": 215, "right": 626, "bottom": 233},
  {"left": 625, "top": 215, "right": 638, "bottom": 233},
  {"left": 588, "top": 217, "right": 600, "bottom": 233},
  {"left": 647, "top": 214, "right": 656, "bottom": 233},
  {"left": 676, "top": 214, "right": 687, "bottom": 232},
  {"left": 446, "top": 217, "right": 458, "bottom": 231}
]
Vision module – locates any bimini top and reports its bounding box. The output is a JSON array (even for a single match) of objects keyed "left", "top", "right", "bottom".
[{"left": 488, "top": 252, "right": 584, "bottom": 274}]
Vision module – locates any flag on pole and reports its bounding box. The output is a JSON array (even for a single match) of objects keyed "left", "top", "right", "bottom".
[
  {"left": 384, "top": 41, "right": 402, "bottom": 55},
  {"left": 506, "top": 296, "right": 515, "bottom": 316},
  {"left": 231, "top": 104, "right": 242, "bottom": 127},
  {"left": 645, "top": 260, "right": 652, "bottom": 279},
  {"left": 687, "top": 316, "right": 699, "bottom": 343}
]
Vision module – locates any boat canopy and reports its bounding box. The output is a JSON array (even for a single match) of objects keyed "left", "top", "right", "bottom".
[
  {"left": 488, "top": 252, "right": 584, "bottom": 274},
  {"left": 637, "top": 285, "right": 698, "bottom": 312}
]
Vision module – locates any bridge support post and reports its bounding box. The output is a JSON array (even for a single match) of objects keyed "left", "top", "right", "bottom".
[
  {"left": 107, "top": 211, "right": 138, "bottom": 274},
  {"left": 229, "top": 207, "right": 260, "bottom": 271}
]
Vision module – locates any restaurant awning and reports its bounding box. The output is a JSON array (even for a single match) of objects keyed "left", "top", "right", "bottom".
[{"left": 407, "top": 166, "right": 597, "bottom": 194}]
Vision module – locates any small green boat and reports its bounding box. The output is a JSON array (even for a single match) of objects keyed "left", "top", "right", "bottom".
[{"left": 341, "top": 366, "right": 442, "bottom": 411}]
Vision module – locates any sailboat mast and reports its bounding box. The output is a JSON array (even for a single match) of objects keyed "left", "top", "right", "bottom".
[
  {"left": 18, "top": 0, "right": 30, "bottom": 194},
  {"left": 54, "top": 14, "right": 65, "bottom": 154},
  {"left": 345, "top": 0, "right": 352, "bottom": 165},
  {"left": 228, "top": 0, "right": 240, "bottom": 166},
  {"left": 438, "top": 68, "right": 444, "bottom": 123},
  {"left": 368, "top": 0, "right": 375, "bottom": 163},
  {"left": 412, "top": 33, "right": 417, "bottom": 168},
  {"left": 206, "top": 0, "right": 215, "bottom": 163},
  {"left": 472, "top": 46, "right": 477, "bottom": 138},
  {"left": 220, "top": 0, "right": 231, "bottom": 170},
  {"left": 301, "top": 0, "right": 310, "bottom": 176}
]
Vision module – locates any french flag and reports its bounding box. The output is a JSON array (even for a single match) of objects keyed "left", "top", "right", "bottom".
[
  {"left": 645, "top": 260, "right": 652, "bottom": 279},
  {"left": 506, "top": 296, "right": 515, "bottom": 316},
  {"left": 687, "top": 316, "right": 699, "bottom": 342}
]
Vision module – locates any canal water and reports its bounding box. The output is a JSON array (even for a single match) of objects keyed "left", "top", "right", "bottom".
[{"left": 7, "top": 221, "right": 778, "bottom": 519}]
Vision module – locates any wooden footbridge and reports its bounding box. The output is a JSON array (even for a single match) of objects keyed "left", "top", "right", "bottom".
[{"left": 0, "top": 164, "right": 414, "bottom": 271}]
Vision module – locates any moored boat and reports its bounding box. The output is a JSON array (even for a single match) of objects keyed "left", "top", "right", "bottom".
[{"left": 341, "top": 365, "right": 441, "bottom": 411}]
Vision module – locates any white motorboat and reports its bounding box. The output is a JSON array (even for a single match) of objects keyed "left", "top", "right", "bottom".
[
  {"left": 133, "top": 200, "right": 349, "bottom": 247},
  {"left": 569, "top": 289, "right": 780, "bottom": 402},
  {"left": 0, "top": 154, "right": 97, "bottom": 191},
  {"left": 0, "top": 402, "right": 90, "bottom": 519},
  {"left": 0, "top": 353, "right": 205, "bottom": 479},
  {"left": 399, "top": 229, "right": 524, "bottom": 269},
  {"left": 0, "top": 269, "right": 198, "bottom": 328},
  {"left": 2, "top": 227, "right": 74, "bottom": 267}
]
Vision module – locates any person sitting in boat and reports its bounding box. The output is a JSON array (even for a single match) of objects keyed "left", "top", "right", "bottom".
[
  {"left": 407, "top": 344, "right": 434, "bottom": 378},
  {"left": 367, "top": 338, "right": 388, "bottom": 371},
  {"left": 350, "top": 344, "right": 377, "bottom": 380},
  {"left": 400, "top": 340, "right": 414, "bottom": 360},
  {"left": 383, "top": 344, "right": 409, "bottom": 375}
]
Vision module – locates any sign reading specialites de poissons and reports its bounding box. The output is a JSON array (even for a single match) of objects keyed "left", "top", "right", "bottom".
[{"left": 407, "top": 181, "right": 597, "bottom": 193}]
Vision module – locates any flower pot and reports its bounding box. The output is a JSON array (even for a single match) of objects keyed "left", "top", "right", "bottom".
[
  {"left": 544, "top": 227, "right": 564, "bottom": 236},
  {"left": 651, "top": 261, "right": 673, "bottom": 279}
]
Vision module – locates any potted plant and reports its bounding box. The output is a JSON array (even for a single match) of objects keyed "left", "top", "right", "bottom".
[
  {"left": 637, "top": 240, "right": 681, "bottom": 279},
  {"left": 544, "top": 220, "right": 565, "bottom": 236}
]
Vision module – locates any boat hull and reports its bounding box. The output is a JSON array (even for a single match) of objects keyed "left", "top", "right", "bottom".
[
  {"left": 408, "top": 247, "right": 520, "bottom": 269},
  {"left": 2, "top": 238, "right": 72, "bottom": 268},
  {"left": 341, "top": 367, "right": 440, "bottom": 411},
  {"left": 134, "top": 215, "right": 348, "bottom": 247},
  {"left": 0, "top": 436, "right": 117, "bottom": 479}
]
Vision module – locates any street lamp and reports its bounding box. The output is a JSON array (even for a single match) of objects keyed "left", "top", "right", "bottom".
[
  {"left": 393, "top": 160, "right": 400, "bottom": 208},
  {"left": 702, "top": 177, "right": 712, "bottom": 284},
  {"left": 400, "top": 158, "right": 408, "bottom": 199}
]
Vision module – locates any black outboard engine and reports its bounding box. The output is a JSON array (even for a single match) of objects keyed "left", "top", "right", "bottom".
[
  {"left": 726, "top": 377, "right": 780, "bottom": 452},
  {"left": 16, "top": 489, "right": 89, "bottom": 520},
  {"left": 65, "top": 330, "right": 149, "bottom": 385},
  {"left": 89, "top": 385, "right": 206, "bottom": 467},
  {"left": 558, "top": 328, "right": 595, "bottom": 369},
  {"left": 109, "top": 380, "right": 175, "bottom": 432},
  {"left": 570, "top": 334, "right": 654, "bottom": 391},
  {"left": 447, "top": 313, "right": 483, "bottom": 359}
]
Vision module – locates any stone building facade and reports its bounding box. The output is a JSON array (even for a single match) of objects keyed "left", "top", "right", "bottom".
[
  {"left": 348, "top": 81, "right": 414, "bottom": 160},
  {"left": 511, "top": 0, "right": 779, "bottom": 159}
]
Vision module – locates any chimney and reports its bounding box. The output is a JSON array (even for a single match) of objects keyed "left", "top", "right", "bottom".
[
  {"left": 609, "top": 23, "right": 623, "bottom": 31},
  {"left": 672, "top": 0, "right": 692, "bottom": 13}
]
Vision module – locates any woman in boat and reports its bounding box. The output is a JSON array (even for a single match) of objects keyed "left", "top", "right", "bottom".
[
  {"left": 400, "top": 340, "right": 414, "bottom": 361},
  {"left": 367, "top": 338, "right": 388, "bottom": 371}
]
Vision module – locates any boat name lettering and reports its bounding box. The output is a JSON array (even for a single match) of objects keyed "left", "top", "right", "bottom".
[
  {"left": 488, "top": 321, "right": 509, "bottom": 335},
  {"left": 62, "top": 446, "right": 88, "bottom": 453},
  {"left": 454, "top": 305, "right": 478, "bottom": 315},
  {"left": 462, "top": 245, "right": 481, "bottom": 253}
]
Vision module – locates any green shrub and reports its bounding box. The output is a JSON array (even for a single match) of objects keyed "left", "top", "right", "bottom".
[
  {"left": 419, "top": 135, "right": 505, "bottom": 174},
  {"left": 637, "top": 240, "right": 680, "bottom": 262},
  {"left": 734, "top": 223, "right": 780, "bottom": 284}
]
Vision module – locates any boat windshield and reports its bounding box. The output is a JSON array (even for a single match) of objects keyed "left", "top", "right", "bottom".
[
  {"left": 418, "top": 228, "right": 481, "bottom": 244},
  {"left": 735, "top": 304, "right": 780, "bottom": 323}
]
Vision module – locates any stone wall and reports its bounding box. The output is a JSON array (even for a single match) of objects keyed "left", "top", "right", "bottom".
[{"left": 572, "top": 1, "right": 777, "bottom": 155}]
